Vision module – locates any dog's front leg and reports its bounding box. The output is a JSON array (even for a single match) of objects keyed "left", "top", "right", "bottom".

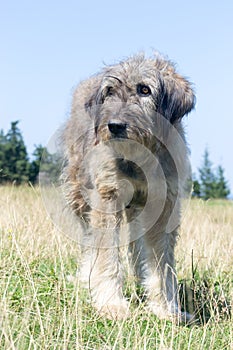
[{"left": 79, "top": 200, "right": 130, "bottom": 320}]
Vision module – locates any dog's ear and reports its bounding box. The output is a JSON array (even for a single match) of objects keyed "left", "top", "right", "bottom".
[
  {"left": 84, "top": 77, "right": 103, "bottom": 111},
  {"left": 157, "top": 62, "right": 196, "bottom": 123},
  {"left": 85, "top": 75, "right": 122, "bottom": 110}
]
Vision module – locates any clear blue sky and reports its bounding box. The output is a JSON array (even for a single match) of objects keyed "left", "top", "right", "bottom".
[{"left": 1, "top": 0, "right": 233, "bottom": 193}]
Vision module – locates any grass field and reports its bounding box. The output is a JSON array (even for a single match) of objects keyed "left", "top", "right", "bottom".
[{"left": 0, "top": 185, "right": 232, "bottom": 349}]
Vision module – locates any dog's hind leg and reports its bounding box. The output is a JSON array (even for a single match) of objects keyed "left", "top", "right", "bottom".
[{"left": 136, "top": 227, "right": 194, "bottom": 323}]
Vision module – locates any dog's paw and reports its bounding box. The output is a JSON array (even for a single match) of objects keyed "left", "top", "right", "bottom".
[
  {"left": 66, "top": 274, "right": 77, "bottom": 283},
  {"left": 178, "top": 311, "right": 198, "bottom": 325},
  {"left": 147, "top": 301, "right": 174, "bottom": 321},
  {"left": 147, "top": 301, "right": 197, "bottom": 324},
  {"left": 96, "top": 300, "right": 130, "bottom": 320}
]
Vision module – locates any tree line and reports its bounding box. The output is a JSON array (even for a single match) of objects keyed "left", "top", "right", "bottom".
[
  {"left": 192, "top": 148, "right": 230, "bottom": 200},
  {"left": 0, "top": 121, "right": 45, "bottom": 184},
  {"left": 0, "top": 121, "right": 231, "bottom": 199}
]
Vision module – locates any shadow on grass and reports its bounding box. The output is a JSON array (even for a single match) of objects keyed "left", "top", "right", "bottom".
[{"left": 179, "top": 272, "right": 232, "bottom": 325}]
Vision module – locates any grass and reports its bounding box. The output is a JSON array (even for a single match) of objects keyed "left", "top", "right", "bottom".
[{"left": 0, "top": 185, "right": 232, "bottom": 349}]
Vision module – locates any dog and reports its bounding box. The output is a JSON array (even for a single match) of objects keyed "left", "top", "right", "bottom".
[{"left": 61, "top": 53, "right": 195, "bottom": 322}]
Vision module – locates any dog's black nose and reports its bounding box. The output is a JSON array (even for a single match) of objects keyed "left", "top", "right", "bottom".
[{"left": 108, "top": 122, "right": 127, "bottom": 135}]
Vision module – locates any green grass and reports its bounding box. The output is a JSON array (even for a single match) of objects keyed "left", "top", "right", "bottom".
[{"left": 0, "top": 186, "right": 232, "bottom": 349}]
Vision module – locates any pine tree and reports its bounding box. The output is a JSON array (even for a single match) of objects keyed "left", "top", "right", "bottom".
[
  {"left": 214, "top": 165, "right": 230, "bottom": 199},
  {"left": 1, "top": 121, "right": 30, "bottom": 184},
  {"left": 38, "top": 147, "right": 62, "bottom": 185},
  {"left": 0, "top": 129, "right": 7, "bottom": 182},
  {"left": 192, "top": 173, "right": 201, "bottom": 198},
  {"left": 29, "top": 144, "right": 46, "bottom": 184},
  {"left": 196, "top": 148, "right": 231, "bottom": 200},
  {"left": 198, "top": 148, "right": 216, "bottom": 200}
]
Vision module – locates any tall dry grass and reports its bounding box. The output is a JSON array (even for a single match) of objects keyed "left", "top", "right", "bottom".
[
  {"left": 0, "top": 185, "right": 232, "bottom": 349},
  {"left": 178, "top": 199, "right": 233, "bottom": 275}
]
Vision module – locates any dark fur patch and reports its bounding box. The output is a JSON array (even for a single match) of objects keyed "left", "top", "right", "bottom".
[{"left": 158, "top": 75, "right": 195, "bottom": 123}]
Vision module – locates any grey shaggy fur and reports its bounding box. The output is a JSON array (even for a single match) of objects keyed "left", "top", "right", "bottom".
[{"left": 62, "top": 54, "right": 195, "bottom": 321}]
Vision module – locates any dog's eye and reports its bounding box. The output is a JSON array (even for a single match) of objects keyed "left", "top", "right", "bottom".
[
  {"left": 106, "top": 86, "right": 114, "bottom": 97},
  {"left": 137, "top": 84, "right": 151, "bottom": 96}
]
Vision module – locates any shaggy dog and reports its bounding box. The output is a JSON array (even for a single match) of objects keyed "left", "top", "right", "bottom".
[{"left": 61, "top": 54, "right": 195, "bottom": 322}]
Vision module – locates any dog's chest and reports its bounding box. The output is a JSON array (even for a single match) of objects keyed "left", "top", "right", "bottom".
[
  {"left": 116, "top": 158, "right": 148, "bottom": 207},
  {"left": 117, "top": 159, "right": 145, "bottom": 181}
]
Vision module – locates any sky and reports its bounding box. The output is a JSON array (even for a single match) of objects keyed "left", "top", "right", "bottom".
[{"left": 1, "top": 0, "right": 233, "bottom": 194}]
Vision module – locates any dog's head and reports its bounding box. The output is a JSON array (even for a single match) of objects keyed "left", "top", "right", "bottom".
[{"left": 84, "top": 55, "right": 195, "bottom": 142}]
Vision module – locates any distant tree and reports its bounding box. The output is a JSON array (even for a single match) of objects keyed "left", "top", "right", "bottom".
[
  {"left": 198, "top": 148, "right": 217, "bottom": 200},
  {"left": 0, "top": 121, "right": 30, "bottom": 184},
  {"left": 193, "top": 148, "right": 231, "bottom": 200},
  {"left": 38, "top": 147, "right": 62, "bottom": 186},
  {"left": 0, "top": 122, "right": 62, "bottom": 186},
  {"left": 214, "top": 165, "right": 230, "bottom": 199},
  {"left": 0, "top": 130, "right": 7, "bottom": 182},
  {"left": 0, "top": 129, "right": 6, "bottom": 144},
  {"left": 29, "top": 144, "right": 46, "bottom": 184},
  {"left": 192, "top": 173, "right": 201, "bottom": 198}
]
